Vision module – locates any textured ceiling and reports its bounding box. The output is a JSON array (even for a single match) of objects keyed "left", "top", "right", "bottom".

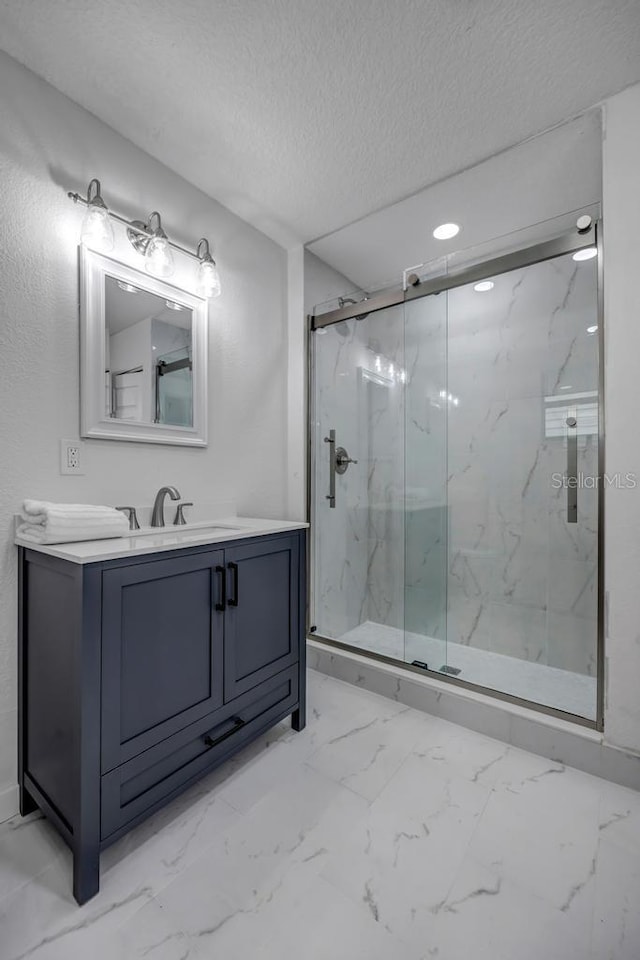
[{"left": 0, "top": 0, "right": 639, "bottom": 245}]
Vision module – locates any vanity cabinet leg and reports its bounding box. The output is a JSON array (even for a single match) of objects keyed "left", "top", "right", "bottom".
[
  {"left": 291, "top": 706, "right": 306, "bottom": 732},
  {"left": 73, "top": 845, "right": 100, "bottom": 905},
  {"left": 19, "top": 782, "right": 38, "bottom": 817}
]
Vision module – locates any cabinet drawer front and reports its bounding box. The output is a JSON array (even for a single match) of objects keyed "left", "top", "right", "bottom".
[
  {"left": 102, "top": 551, "right": 225, "bottom": 772},
  {"left": 101, "top": 666, "right": 298, "bottom": 840},
  {"left": 224, "top": 534, "right": 300, "bottom": 701}
]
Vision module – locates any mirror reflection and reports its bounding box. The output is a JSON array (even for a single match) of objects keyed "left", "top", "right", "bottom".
[{"left": 104, "top": 275, "right": 193, "bottom": 427}]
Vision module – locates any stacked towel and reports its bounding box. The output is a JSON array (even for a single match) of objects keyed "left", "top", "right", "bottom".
[{"left": 17, "top": 500, "right": 130, "bottom": 544}]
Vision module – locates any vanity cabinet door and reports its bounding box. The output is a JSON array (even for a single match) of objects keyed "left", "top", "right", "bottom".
[
  {"left": 224, "top": 534, "right": 300, "bottom": 701},
  {"left": 101, "top": 550, "right": 225, "bottom": 771}
]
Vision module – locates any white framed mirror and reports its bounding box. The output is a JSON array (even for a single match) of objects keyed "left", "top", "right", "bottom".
[{"left": 80, "top": 248, "right": 208, "bottom": 446}]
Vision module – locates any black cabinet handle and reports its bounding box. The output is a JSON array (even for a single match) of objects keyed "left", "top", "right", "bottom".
[
  {"left": 203, "top": 715, "right": 243, "bottom": 748},
  {"left": 215, "top": 564, "right": 226, "bottom": 611},
  {"left": 228, "top": 561, "right": 239, "bottom": 607}
]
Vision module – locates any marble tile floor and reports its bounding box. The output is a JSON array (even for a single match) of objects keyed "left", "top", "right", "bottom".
[
  {"left": 0, "top": 669, "right": 638, "bottom": 960},
  {"left": 340, "top": 620, "right": 597, "bottom": 721}
]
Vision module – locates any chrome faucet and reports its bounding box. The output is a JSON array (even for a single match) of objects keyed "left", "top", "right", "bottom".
[{"left": 151, "top": 486, "right": 181, "bottom": 527}]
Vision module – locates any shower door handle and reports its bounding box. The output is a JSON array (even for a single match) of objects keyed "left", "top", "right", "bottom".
[
  {"left": 324, "top": 429, "right": 336, "bottom": 508},
  {"left": 566, "top": 412, "right": 578, "bottom": 524}
]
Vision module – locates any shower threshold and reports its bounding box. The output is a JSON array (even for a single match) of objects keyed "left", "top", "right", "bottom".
[{"left": 338, "top": 620, "right": 596, "bottom": 722}]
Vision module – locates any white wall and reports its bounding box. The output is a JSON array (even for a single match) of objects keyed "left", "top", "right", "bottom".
[
  {"left": 109, "top": 317, "right": 152, "bottom": 421},
  {"left": 304, "top": 249, "right": 360, "bottom": 315},
  {"left": 603, "top": 81, "right": 640, "bottom": 755},
  {"left": 0, "top": 51, "right": 290, "bottom": 819}
]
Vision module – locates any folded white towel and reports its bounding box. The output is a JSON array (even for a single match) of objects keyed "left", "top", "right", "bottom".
[{"left": 17, "top": 500, "right": 130, "bottom": 544}]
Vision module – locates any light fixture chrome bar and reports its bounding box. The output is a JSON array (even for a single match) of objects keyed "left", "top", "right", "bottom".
[{"left": 68, "top": 190, "right": 201, "bottom": 262}]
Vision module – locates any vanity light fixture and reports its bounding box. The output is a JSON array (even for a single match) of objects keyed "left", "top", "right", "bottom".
[
  {"left": 127, "top": 211, "right": 175, "bottom": 278},
  {"left": 474, "top": 280, "right": 494, "bottom": 292},
  {"left": 69, "top": 179, "right": 221, "bottom": 297},
  {"left": 196, "top": 239, "right": 222, "bottom": 299},
  {"left": 573, "top": 247, "right": 597, "bottom": 262},
  {"left": 433, "top": 222, "right": 460, "bottom": 240},
  {"left": 80, "top": 179, "right": 115, "bottom": 252}
]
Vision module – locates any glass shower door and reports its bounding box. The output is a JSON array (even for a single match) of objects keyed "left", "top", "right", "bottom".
[
  {"left": 312, "top": 306, "right": 411, "bottom": 661},
  {"left": 155, "top": 347, "right": 193, "bottom": 427},
  {"left": 311, "top": 235, "right": 600, "bottom": 723},
  {"left": 440, "top": 249, "right": 599, "bottom": 719},
  {"left": 403, "top": 294, "right": 449, "bottom": 673}
]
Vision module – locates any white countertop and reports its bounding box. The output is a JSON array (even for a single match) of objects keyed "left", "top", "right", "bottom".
[{"left": 15, "top": 516, "right": 309, "bottom": 564}]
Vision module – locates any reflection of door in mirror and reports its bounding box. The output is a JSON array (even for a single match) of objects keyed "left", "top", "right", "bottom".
[
  {"left": 113, "top": 370, "right": 145, "bottom": 420},
  {"left": 104, "top": 276, "right": 193, "bottom": 426},
  {"left": 155, "top": 346, "right": 193, "bottom": 427}
]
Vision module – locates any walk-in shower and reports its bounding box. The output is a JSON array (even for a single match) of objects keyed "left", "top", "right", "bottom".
[{"left": 309, "top": 222, "right": 603, "bottom": 726}]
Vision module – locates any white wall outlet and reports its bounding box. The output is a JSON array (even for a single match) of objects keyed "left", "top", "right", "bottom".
[{"left": 60, "top": 439, "right": 85, "bottom": 476}]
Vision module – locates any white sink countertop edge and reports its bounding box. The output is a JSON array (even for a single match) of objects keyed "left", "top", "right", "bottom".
[{"left": 15, "top": 516, "right": 309, "bottom": 564}]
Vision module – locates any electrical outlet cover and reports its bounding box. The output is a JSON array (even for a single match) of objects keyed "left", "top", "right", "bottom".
[{"left": 60, "top": 439, "right": 85, "bottom": 475}]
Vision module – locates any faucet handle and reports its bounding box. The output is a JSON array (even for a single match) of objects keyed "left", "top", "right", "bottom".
[
  {"left": 174, "top": 502, "right": 193, "bottom": 526},
  {"left": 116, "top": 506, "right": 140, "bottom": 530}
]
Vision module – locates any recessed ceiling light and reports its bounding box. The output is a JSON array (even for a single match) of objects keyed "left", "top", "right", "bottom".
[
  {"left": 587, "top": 325, "right": 598, "bottom": 334},
  {"left": 573, "top": 247, "right": 597, "bottom": 262},
  {"left": 474, "top": 280, "right": 494, "bottom": 292},
  {"left": 433, "top": 223, "right": 460, "bottom": 240},
  {"left": 117, "top": 281, "right": 139, "bottom": 294},
  {"left": 165, "top": 300, "right": 185, "bottom": 311}
]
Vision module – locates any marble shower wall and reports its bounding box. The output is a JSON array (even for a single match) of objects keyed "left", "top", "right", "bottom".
[{"left": 444, "top": 252, "right": 599, "bottom": 676}]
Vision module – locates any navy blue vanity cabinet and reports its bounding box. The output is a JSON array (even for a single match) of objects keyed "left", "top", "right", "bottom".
[
  {"left": 101, "top": 549, "right": 226, "bottom": 771},
  {"left": 224, "top": 535, "right": 300, "bottom": 700},
  {"left": 18, "top": 529, "right": 306, "bottom": 906}
]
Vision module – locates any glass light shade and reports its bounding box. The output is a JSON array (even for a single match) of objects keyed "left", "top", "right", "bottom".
[
  {"left": 145, "top": 236, "right": 175, "bottom": 277},
  {"left": 198, "top": 258, "right": 221, "bottom": 299},
  {"left": 81, "top": 204, "right": 114, "bottom": 252}
]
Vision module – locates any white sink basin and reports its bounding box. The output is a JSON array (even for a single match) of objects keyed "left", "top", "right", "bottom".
[{"left": 130, "top": 521, "right": 244, "bottom": 538}]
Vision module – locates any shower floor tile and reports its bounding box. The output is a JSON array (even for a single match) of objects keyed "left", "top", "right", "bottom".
[
  {"left": 0, "top": 670, "right": 636, "bottom": 960},
  {"left": 339, "top": 620, "right": 597, "bottom": 720}
]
